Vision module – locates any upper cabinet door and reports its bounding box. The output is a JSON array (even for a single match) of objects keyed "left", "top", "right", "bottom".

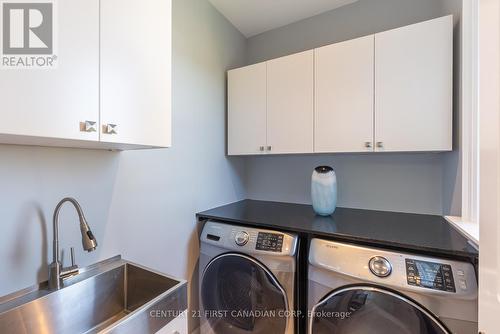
[
  {"left": 100, "top": 0, "right": 172, "bottom": 147},
  {"left": 0, "top": 0, "right": 99, "bottom": 141},
  {"left": 228, "top": 63, "right": 267, "bottom": 155},
  {"left": 267, "top": 50, "right": 314, "bottom": 154},
  {"left": 314, "top": 36, "right": 375, "bottom": 153},
  {"left": 374, "top": 15, "right": 453, "bottom": 152}
]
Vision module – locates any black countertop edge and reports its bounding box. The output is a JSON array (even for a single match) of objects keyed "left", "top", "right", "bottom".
[{"left": 196, "top": 199, "right": 478, "bottom": 263}]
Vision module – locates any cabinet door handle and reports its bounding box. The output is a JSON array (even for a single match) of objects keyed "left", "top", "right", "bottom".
[
  {"left": 103, "top": 124, "right": 118, "bottom": 135},
  {"left": 267, "top": 146, "right": 272, "bottom": 151},
  {"left": 365, "top": 141, "right": 372, "bottom": 148},
  {"left": 80, "top": 121, "right": 97, "bottom": 133},
  {"left": 376, "top": 142, "right": 383, "bottom": 148}
]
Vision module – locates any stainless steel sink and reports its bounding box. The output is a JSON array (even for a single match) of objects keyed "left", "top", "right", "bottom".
[{"left": 0, "top": 256, "right": 187, "bottom": 334}]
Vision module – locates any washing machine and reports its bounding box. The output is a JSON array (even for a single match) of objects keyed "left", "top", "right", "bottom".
[
  {"left": 199, "top": 221, "right": 298, "bottom": 334},
  {"left": 308, "top": 238, "right": 477, "bottom": 334}
]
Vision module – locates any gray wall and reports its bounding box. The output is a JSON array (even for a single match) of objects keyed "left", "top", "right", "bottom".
[
  {"left": 100, "top": 2, "right": 247, "bottom": 330},
  {"left": 244, "top": 0, "right": 462, "bottom": 215},
  {"left": 245, "top": 154, "right": 444, "bottom": 214},
  {"left": 0, "top": 148, "right": 119, "bottom": 295},
  {"left": 0, "top": 4, "right": 247, "bottom": 332}
]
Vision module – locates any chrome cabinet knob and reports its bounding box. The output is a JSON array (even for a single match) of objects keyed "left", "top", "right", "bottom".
[
  {"left": 80, "top": 121, "right": 97, "bottom": 132},
  {"left": 376, "top": 142, "right": 384, "bottom": 148},
  {"left": 103, "top": 124, "right": 117, "bottom": 135},
  {"left": 267, "top": 146, "right": 272, "bottom": 151},
  {"left": 365, "top": 142, "right": 372, "bottom": 148},
  {"left": 259, "top": 146, "right": 265, "bottom": 151},
  {"left": 369, "top": 256, "right": 392, "bottom": 277}
]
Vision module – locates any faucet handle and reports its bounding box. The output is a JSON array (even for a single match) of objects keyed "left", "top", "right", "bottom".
[
  {"left": 70, "top": 247, "right": 76, "bottom": 267},
  {"left": 60, "top": 247, "right": 79, "bottom": 280}
]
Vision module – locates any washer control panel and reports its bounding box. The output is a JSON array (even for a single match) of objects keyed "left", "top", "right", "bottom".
[
  {"left": 405, "top": 259, "right": 456, "bottom": 292},
  {"left": 235, "top": 231, "right": 250, "bottom": 246},
  {"left": 256, "top": 232, "right": 284, "bottom": 252},
  {"left": 201, "top": 221, "right": 298, "bottom": 256}
]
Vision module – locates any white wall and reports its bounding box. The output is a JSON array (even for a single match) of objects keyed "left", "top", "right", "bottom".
[
  {"left": 0, "top": 4, "right": 247, "bottom": 331},
  {"left": 243, "top": 0, "right": 462, "bottom": 215}
]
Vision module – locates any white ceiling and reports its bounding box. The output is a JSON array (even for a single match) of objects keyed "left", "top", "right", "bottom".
[{"left": 209, "top": 0, "right": 359, "bottom": 38}]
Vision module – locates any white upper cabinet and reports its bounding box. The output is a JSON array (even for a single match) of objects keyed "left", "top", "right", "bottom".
[
  {"left": 228, "top": 51, "right": 313, "bottom": 155},
  {"left": 374, "top": 15, "right": 453, "bottom": 152},
  {"left": 0, "top": 0, "right": 171, "bottom": 150},
  {"left": 101, "top": 0, "right": 172, "bottom": 148},
  {"left": 314, "top": 36, "right": 374, "bottom": 153},
  {"left": 228, "top": 15, "right": 453, "bottom": 155},
  {"left": 228, "top": 63, "right": 267, "bottom": 155},
  {"left": 0, "top": 0, "right": 99, "bottom": 142},
  {"left": 267, "top": 50, "right": 314, "bottom": 154}
]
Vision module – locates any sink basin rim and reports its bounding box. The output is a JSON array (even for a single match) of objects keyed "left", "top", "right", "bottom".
[
  {"left": 0, "top": 256, "right": 188, "bottom": 334},
  {"left": 0, "top": 255, "right": 123, "bottom": 310}
]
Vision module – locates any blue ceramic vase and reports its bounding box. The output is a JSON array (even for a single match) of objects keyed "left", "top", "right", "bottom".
[{"left": 311, "top": 166, "right": 337, "bottom": 216}]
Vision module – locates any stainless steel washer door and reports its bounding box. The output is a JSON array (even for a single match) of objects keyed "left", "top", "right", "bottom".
[
  {"left": 309, "top": 286, "right": 450, "bottom": 334},
  {"left": 201, "top": 253, "right": 288, "bottom": 334}
]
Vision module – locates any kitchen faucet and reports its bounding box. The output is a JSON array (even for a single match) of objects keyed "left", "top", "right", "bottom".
[{"left": 48, "top": 197, "right": 98, "bottom": 290}]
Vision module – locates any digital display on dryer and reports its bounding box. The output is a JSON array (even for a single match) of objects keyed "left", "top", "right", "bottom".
[
  {"left": 256, "top": 232, "right": 283, "bottom": 252},
  {"left": 405, "top": 259, "right": 455, "bottom": 292}
]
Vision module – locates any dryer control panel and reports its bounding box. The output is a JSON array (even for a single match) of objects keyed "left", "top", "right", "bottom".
[
  {"left": 405, "top": 259, "right": 455, "bottom": 292},
  {"left": 309, "top": 238, "right": 477, "bottom": 299}
]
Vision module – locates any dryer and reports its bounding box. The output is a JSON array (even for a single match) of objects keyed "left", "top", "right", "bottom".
[
  {"left": 199, "top": 221, "right": 298, "bottom": 334},
  {"left": 308, "top": 238, "right": 477, "bottom": 334}
]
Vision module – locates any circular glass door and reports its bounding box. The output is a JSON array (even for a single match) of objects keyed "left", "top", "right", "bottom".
[
  {"left": 201, "top": 253, "right": 288, "bottom": 334},
  {"left": 310, "top": 286, "right": 450, "bottom": 334}
]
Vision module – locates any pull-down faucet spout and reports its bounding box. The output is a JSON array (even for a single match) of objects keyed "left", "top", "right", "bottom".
[{"left": 48, "top": 197, "right": 98, "bottom": 290}]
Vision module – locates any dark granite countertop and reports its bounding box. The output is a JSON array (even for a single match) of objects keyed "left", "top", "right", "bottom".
[{"left": 196, "top": 199, "right": 478, "bottom": 261}]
